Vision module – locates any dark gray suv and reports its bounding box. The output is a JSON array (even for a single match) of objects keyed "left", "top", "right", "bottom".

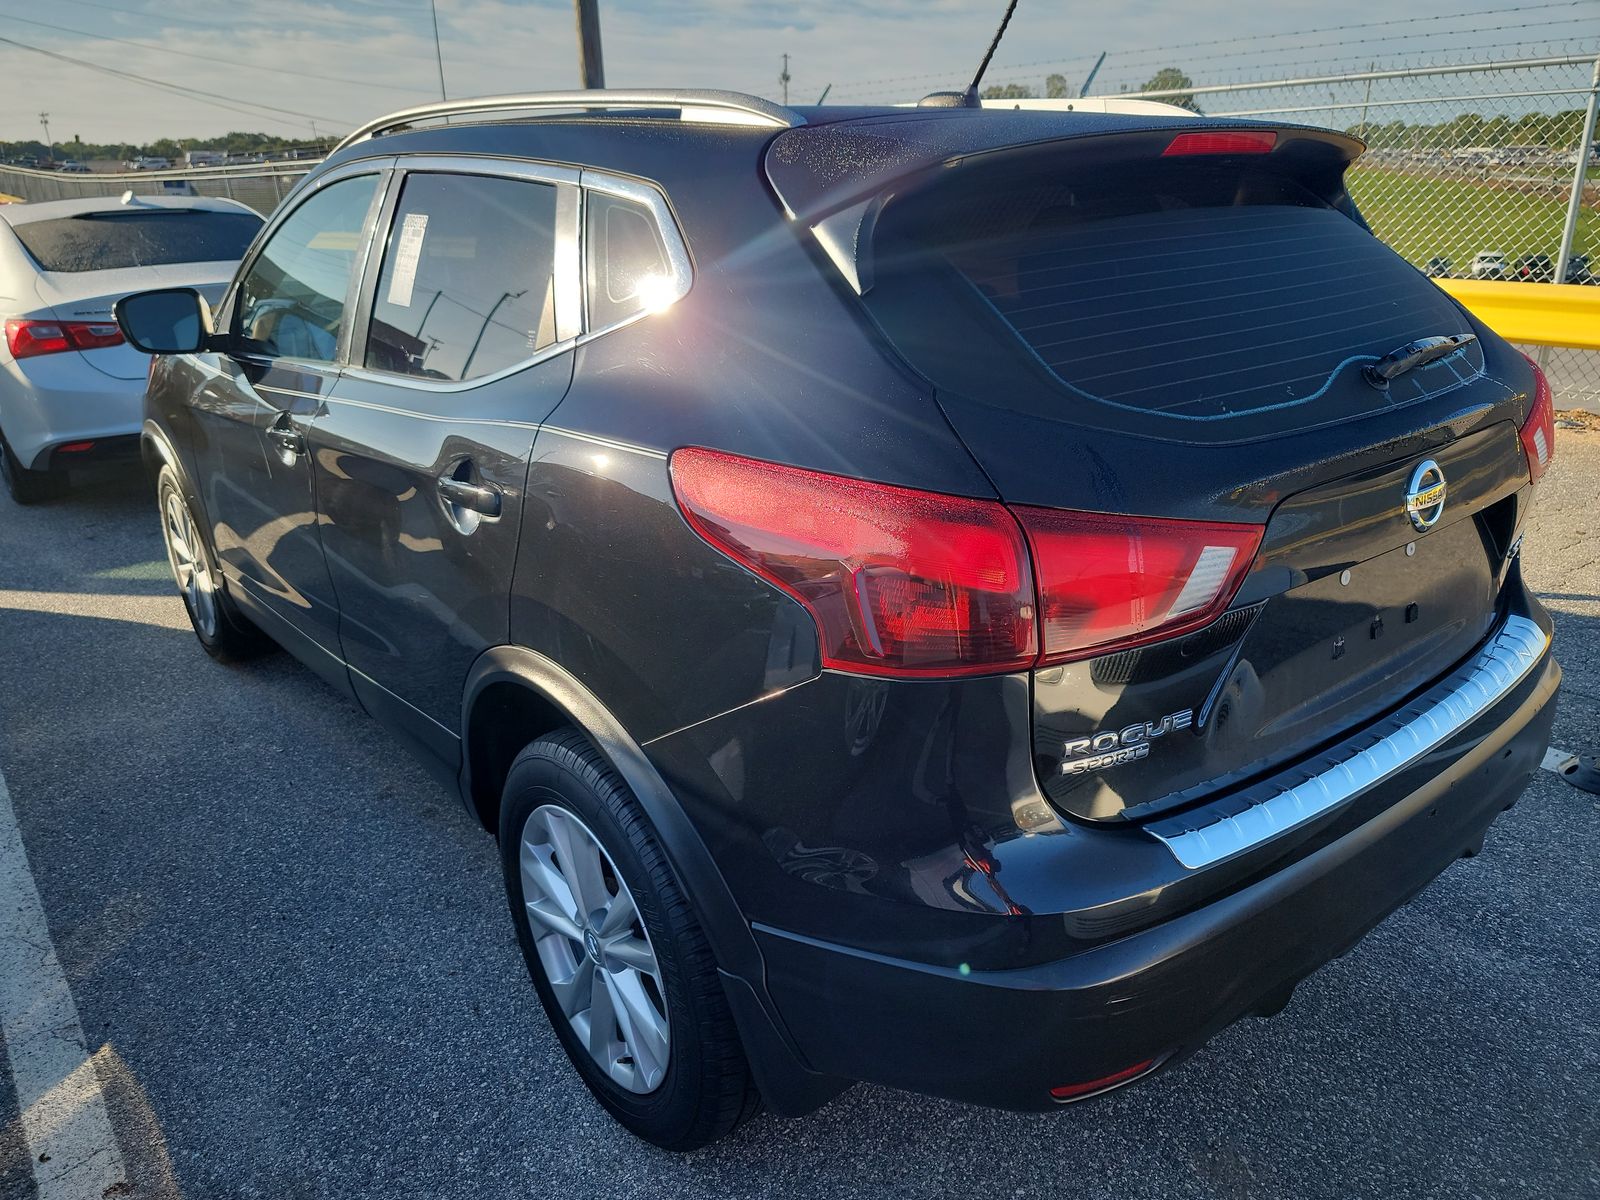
[{"left": 117, "top": 90, "right": 1561, "bottom": 1150}]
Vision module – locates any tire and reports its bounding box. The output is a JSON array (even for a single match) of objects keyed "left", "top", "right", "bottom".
[
  {"left": 156, "top": 465, "right": 271, "bottom": 661},
  {"left": 0, "top": 432, "right": 67, "bottom": 505},
  {"left": 499, "top": 730, "right": 761, "bottom": 1150}
]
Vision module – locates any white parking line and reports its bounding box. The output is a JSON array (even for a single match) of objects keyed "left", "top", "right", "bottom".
[{"left": 0, "top": 764, "right": 126, "bottom": 1199}]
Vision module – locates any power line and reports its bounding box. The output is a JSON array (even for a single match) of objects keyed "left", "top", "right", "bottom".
[
  {"left": 0, "top": 11, "right": 427, "bottom": 94},
  {"left": 0, "top": 34, "right": 343, "bottom": 128},
  {"left": 828, "top": 1, "right": 1596, "bottom": 96}
]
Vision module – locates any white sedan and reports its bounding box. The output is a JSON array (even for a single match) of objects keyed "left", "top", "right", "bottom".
[{"left": 0, "top": 194, "right": 262, "bottom": 503}]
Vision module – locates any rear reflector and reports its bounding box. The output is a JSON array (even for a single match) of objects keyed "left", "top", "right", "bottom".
[
  {"left": 1518, "top": 353, "right": 1555, "bottom": 484},
  {"left": 671, "top": 448, "right": 1264, "bottom": 680},
  {"left": 1015, "top": 507, "right": 1262, "bottom": 665},
  {"left": 1049, "top": 1058, "right": 1157, "bottom": 1102},
  {"left": 670, "top": 448, "right": 1038, "bottom": 678},
  {"left": 4, "top": 318, "right": 124, "bottom": 360},
  {"left": 1162, "top": 129, "right": 1277, "bottom": 157},
  {"left": 56, "top": 441, "right": 96, "bottom": 453}
]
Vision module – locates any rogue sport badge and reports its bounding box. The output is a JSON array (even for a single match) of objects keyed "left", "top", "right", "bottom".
[
  {"left": 1405, "top": 459, "right": 1447, "bottom": 532},
  {"left": 1061, "top": 709, "right": 1194, "bottom": 776}
]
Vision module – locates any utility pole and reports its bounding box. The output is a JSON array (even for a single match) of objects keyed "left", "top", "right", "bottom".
[
  {"left": 429, "top": 0, "right": 448, "bottom": 100},
  {"left": 574, "top": 0, "right": 605, "bottom": 89},
  {"left": 38, "top": 112, "right": 51, "bottom": 159},
  {"left": 779, "top": 53, "right": 791, "bottom": 105}
]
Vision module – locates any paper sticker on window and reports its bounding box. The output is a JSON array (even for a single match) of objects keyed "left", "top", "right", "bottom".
[{"left": 386, "top": 212, "right": 429, "bottom": 308}]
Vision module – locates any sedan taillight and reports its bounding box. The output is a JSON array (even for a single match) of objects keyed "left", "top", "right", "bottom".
[
  {"left": 670, "top": 448, "right": 1263, "bottom": 679},
  {"left": 4, "top": 318, "right": 125, "bottom": 360}
]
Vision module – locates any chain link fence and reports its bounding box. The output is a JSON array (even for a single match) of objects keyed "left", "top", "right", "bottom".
[{"left": 0, "top": 160, "right": 309, "bottom": 217}]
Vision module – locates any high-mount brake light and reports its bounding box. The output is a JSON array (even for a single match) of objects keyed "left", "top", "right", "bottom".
[
  {"left": 1015, "top": 507, "right": 1262, "bottom": 665},
  {"left": 671, "top": 449, "right": 1265, "bottom": 679},
  {"left": 4, "top": 318, "right": 124, "bottom": 360},
  {"left": 669, "top": 448, "right": 1038, "bottom": 678},
  {"left": 1162, "top": 130, "right": 1277, "bottom": 157},
  {"left": 1518, "top": 352, "right": 1556, "bottom": 484}
]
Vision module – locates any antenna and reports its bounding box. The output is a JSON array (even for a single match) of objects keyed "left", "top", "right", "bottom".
[
  {"left": 918, "top": 0, "right": 1021, "bottom": 109},
  {"left": 966, "top": 0, "right": 1020, "bottom": 100}
]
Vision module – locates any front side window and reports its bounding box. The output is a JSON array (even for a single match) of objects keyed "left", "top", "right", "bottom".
[
  {"left": 585, "top": 192, "right": 672, "bottom": 330},
  {"left": 365, "top": 173, "right": 560, "bottom": 383},
  {"left": 235, "top": 174, "right": 379, "bottom": 364}
]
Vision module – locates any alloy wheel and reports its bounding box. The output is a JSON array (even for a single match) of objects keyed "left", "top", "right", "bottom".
[
  {"left": 163, "top": 490, "right": 218, "bottom": 638},
  {"left": 519, "top": 804, "right": 671, "bottom": 1094}
]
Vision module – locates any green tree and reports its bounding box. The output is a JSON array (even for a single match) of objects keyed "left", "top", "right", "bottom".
[
  {"left": 981, "top": 82, "right": 1037, "bottom": 100},
  {"left": 1045, "top": 73, "right": 1069, "bottom": 99},
  {"left": 1140, "top": 67, "right": 1199, "bottom": 113}
]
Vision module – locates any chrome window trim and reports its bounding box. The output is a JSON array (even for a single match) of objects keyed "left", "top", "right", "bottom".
[
  {"left": 344, "top": 154, "right": 582, "bottom": 394},
  {"left": 578, "top": 168, "right": 694, "bottom": 344},
  {"left": 1150, "top": 613, "right": 1550, "bottom": 871}
]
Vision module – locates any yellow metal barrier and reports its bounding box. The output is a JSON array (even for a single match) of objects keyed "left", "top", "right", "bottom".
[{"left": 1437, "top": 280, "right": 1600, "bottom": 351}]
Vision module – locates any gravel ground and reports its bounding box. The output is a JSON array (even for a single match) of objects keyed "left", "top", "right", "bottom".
[{"left": 0, "top": 434, "right": 1596, "bottom": 1200}]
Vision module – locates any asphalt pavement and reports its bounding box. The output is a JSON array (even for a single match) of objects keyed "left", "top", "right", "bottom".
[{"left": 0, "top": 434, "right": 1597, "bottom": 1200}]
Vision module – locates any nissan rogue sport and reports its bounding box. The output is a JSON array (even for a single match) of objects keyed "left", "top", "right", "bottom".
[{"left": 115, "top": 90, "right": 1561, "bottom": 1150}]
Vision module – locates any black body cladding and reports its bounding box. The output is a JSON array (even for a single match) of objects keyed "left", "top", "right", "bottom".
[{"left": 134, "top": 96, "right": 1559, "bottom": 1127}]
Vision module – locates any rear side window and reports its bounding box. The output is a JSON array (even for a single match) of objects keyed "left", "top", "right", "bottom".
[
  {"left": 365, "top": 173, "right": 560, "bottom": 383},
  {"left": 12, "top": 209, "right": 262, "bottom": 273},
  {"left": 864, "top": 158, "right": 1479, "bottom": 441},
  {"left": 585, "top": 193, "right": 671, "bottom": 329}
]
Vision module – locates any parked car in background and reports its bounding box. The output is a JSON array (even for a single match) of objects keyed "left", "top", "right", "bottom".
[
  {"left": 1469, "top": 250, "right": 1508, "bottom": 279},
  {"left": 117, "top": 90, "right": 1561, "bottom": 1151},
  {"left": 0, "top": 194, "right": 262, "bottom": 502},
  {"left": 1513, "top": 254, "right": 1555, "bottom": 283},
  {"left": 1423, "top": 255, "right": 1453, "bottom": 278},
  {"left": 55, "top": 161, "right": 90, "bottom": 174},
  {"left": 124, "top": 156, "right": 171, "bottom": 171},
  {"left": 1564, "top": 254, "right": 1595, "bottom": 285}
]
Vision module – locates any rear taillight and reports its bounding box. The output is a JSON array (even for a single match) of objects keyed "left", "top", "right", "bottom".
[
  {"left": 1518, "top": 353, "right": 1555, "bottom": 484},
  {"left": 1162, "top": 129, "right": 1277, "bottom": 157},
  {"left": 4, "top": 318, "right": 124, "bottom": 360},
  {"left": 1016, "top": 507, "right": 1262, "bottom": 664},
  {"left": 670, "top": 448, "right": 1038, "bottom": 678},
  {"left": 670, "top": 448, "right": 1263, "bottom": 679}
]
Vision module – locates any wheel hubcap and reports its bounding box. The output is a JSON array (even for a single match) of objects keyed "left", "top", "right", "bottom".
[
  {"left": 163, "top": 491, "right": 217, "bottom": 638},
  {"left": 519, "top": 805, "right": 670, "bottom": 1094}
]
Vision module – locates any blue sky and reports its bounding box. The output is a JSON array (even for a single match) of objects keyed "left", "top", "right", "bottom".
[{"left": 1, "top": 0, "right": 1595, "bottom": 143}]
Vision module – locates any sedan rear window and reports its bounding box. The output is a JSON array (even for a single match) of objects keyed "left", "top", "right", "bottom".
[{"left": 12, "top": 210, "right": 262, "bottom": 273}]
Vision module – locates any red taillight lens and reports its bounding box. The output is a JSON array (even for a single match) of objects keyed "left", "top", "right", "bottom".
[
  {"left": 1049, "top": 1058, "right": 1157, "bottom": 1102},
  {"left": 672, "top": 449, "right": 1266, "bottom": 679},
  {"left": 1015, "top": 507, "right": 1262, "bottom": 665},
  {"left": 1162, "top": 129, "right": 1277, "bottom": 157},
  {"left": 4, "top": 318, "right": 124, "bottom": 360},
  {"left": 1518, "top": 353, "right": 1555, "bottom": 484},
  {"left": 670, "top": 448, "right": 1038, "bottom": 678}
]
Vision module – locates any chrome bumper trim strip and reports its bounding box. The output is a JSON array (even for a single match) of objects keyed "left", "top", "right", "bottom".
[{"left": 1152, "top": 614, "right": 1549, "bottom": 870}]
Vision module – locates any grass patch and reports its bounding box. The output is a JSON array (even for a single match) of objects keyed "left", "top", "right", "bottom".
[{"left": 1348, "top": 165, "right": 1598, "bottom": 271}]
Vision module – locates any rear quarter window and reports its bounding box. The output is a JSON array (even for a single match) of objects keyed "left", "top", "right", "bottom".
[{"left": 12, "top": 210, "right": 263, "bottom": 272}]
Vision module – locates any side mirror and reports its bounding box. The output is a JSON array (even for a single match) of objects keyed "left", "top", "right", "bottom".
[{"left": 113, "top": 287, "right": 213, "bottom": 355}]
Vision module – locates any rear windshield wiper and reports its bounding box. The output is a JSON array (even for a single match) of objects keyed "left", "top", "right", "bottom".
[{"left": 1363, "top": 333, "right": 1477, "bottom": 388}]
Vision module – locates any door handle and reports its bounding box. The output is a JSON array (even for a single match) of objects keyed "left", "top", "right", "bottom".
[
  {"left": 437, "top": 475, "right": 502, "bottom": 518},
  {"left": 266, "top": 424, "right": 306, "bottom": 456}
]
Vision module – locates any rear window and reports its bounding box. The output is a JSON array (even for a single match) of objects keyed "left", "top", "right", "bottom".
[
  {"left": 12, "top": 209, "right": 262, "bottom": 273},
  {"left": 862, "top": 158, "right": 1481, "bottom": 441}
]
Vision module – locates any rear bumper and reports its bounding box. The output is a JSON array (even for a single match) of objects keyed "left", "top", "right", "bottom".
[
  {"left": 754, "top": 646, "right": 1559, "bottom": 1111},
  {"left": 0, "top": 358, "right": 146, "bottom": 468}
]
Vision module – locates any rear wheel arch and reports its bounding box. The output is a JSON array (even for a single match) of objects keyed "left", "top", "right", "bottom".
[{"left": 459, "top": 645, "right": 845, "bottom": 1117}]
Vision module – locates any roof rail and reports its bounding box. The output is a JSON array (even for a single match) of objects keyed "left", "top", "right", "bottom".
[{"left": 333, "top": 89, "right": 805, "bottom": 153}]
